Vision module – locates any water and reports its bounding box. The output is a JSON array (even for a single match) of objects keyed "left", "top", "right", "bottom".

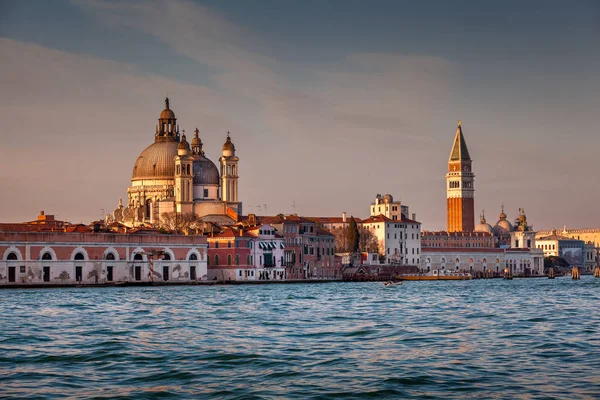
[{"left": 1, "top": 278, "right": 600, "bottom": 399}]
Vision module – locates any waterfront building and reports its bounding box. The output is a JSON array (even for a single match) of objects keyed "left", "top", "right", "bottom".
[
  {"left": 208, "top": 217, "right": 337, "bottom": 281},
  {"left": 111, "top": 98, "right": 242, "bottom": 227},
  {"left": 360, "top": 214, "right": 421, "bottom": 265},
  {"left": 535, "top": 230, "right": 585, "bottom": 269},
  {"left": 421, "top": 231, "right": 494, "bottom": 248},
  {"left": 446, "top": 120, "right": 475, "bottom": 232},
  {"left": 0, "top": 224, "right": 208, "bottom": 285},
  {"left": 206, "top": 226, "right": 253, "bottom": 282}
]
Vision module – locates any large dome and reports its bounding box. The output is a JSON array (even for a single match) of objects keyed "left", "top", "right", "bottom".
[
  {"left": 132, "top": 141, "right": 179, "bottom": 180},
  {"left": 193, "top": 156, "right": 220, "bottom": 185}
]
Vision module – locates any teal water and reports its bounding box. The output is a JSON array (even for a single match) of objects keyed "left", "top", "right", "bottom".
[{"left": 1, "top": 278, "right": 600, "bottom": 399}]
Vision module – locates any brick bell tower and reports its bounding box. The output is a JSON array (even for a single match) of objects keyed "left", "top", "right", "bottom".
[{"left": 446, "top": 120, "right": 475, "bottom": 232}]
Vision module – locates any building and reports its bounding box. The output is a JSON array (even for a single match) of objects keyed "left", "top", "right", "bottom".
[
  {"left": 535, "top": 230, "right": 585, "bottom": 269},
  {"left": 370, "top": 194, "right": 411, "bottom": 221},
  {"left": 207, "top": 217, "right": 337, "bottom": 281},
  {"left": 111, "top": 98, "right": 242, "bottom": 227},
  {"left": 360, "top": 214, "right": 421, "bottom": 265},
  {"left": 446, "top": 120, "right": 475, "bottom": 232},
  {"left": 421, "top": 231, "right": 495, "bottom": 248},
  {"left": 0, "top": 228, "right": 208, "bottom": 285}
]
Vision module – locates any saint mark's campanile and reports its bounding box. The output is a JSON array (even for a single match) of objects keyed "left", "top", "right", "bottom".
[{"left": 446, "top": 120, "right": 475, "bottom": 232}]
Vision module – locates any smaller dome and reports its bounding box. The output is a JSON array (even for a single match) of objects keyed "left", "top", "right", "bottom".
[
  {"left": 383, "top": 194, "right": 393, "bottom": 204},
  {"left": 191, "top": 128, "right": 202, "bottom": 146},
  {"left": 193, "top": 155, "right": 220, "bottom": 185},
  {"left": 474, "top": 214, "right": 492, "bottom": 234},
  {"left": 160, "top": 108, "right": 176, "bottom": 120},
  {"left": 159, "top": 97, "right": 176, "bottom": 120},
  {"left": 177, "top": 134, "right": 189, "bottom": 150},
  {"left": 223, "top": 132, "right": 235, "bottom": 152}
]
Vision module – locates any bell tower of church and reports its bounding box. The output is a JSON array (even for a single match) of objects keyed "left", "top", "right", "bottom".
[
  {"left": 446, "top": 120, "right": 475, "bottom": 232},
  {"left": 220, "top": 132, "right": 239, "bottom": 203},
  {"left": 175, "top": 132, "right": 194, "bottom": 215}
]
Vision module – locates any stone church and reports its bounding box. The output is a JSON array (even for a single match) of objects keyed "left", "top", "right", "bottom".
[{"left": 112, "top": 98, "right": 241, "bottom": 227}]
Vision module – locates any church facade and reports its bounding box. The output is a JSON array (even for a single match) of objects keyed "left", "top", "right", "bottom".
[{"left": 112, "top": 98, "right": 242, "bottom": 227}]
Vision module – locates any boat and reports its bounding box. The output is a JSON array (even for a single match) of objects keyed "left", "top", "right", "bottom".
[
  {"left": 394, "top": 270, "right": 471, "bottom": 281},
  {"left": 384, "top": 281, "right": 403, "bottom": 287}
]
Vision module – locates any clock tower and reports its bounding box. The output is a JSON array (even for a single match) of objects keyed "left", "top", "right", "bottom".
[{"left": 446, "top": 120, "right": 475, "bottom": 232}]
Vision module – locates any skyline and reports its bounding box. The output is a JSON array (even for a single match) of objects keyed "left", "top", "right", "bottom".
[{"left": 1, "top": 0, "right": 599, "bottom": 230}]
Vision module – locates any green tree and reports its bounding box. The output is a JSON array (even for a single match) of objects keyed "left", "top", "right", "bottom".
[{"left": 348, "top": 216, "right": 360, "bottom": 252}]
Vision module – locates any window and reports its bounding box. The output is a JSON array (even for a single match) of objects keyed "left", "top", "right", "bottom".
[
  {"left": 189, "top": 253, "right": 198, "bottom": 261},
  {"left": 215, "top": 242, "right": 219, "bottom": 249},
  {"left": 7, "top": 252, "right": 17, "bottom": 260},
  {"left": 163, "top": 253, "right": 171, "bottom": 260},
  {"left": 235, "top": 255, "right": 240, "bottom": 265},
  {"left": 74, "top": 252, "right": 85, "bottom": 260},
  {"left": 204, "top": 188, "right": 209, "bottom": 197},
  {"left": 134, "top": 253, "right": 143, "bottom": 261},
  {"left": 42, "top": 252, "right": 52, "bottom": 260},
  {"left": 228, "top": 241, "right": 232, "bottom": 248},
  {"left": 214, "top": 255, "right": 219, "bottom": 265},
  {"left": 105, "top": 253, "right": 115, "bottom": 260},
  {"left": 228, "top": 254, "right": 232, "bottom": 266}
]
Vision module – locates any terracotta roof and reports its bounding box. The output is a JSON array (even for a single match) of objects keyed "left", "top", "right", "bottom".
[
  {"left": 422, "top": 231, "right": 493, "bottom": 237},
  {"left": 537, "top": 234, "right": 583, "bottom": 241},
  {"left": 361, "top": 214, "right": 421, "bottom": 224},
  {"left": 422, "top": 247, "right": 503, "bottom": 253},
  {"left": 307, "top": 216, "right": 363, "bottom": 224}
]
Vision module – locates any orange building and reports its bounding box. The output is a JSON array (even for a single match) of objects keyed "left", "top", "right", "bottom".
[{"left": 446, "top": 120, "right": 475, "bottom": 232}]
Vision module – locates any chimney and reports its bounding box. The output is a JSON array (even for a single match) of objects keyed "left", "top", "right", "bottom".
[
  {"left": 342, "top": 212, "right": 347, "bottom": 223},
  {"left": 412, "top": 213, "right": 416, "bottom": 221}
]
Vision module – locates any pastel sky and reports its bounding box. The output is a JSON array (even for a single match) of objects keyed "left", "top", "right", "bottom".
[{"left": 1, "top": 0, "right": 599, "bottom": 230}]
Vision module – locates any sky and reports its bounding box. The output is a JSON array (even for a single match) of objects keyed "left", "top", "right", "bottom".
[{"left": 0, "top": 0, "right": 599, "bottom": 230}]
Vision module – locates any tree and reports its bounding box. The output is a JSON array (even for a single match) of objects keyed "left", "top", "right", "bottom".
[
  {"left": 159, "top": 212, "right": 203, "bottom": 233},
  {"left": 358, "top": 226, "right": 379, "bottom": 253},
  {"left": 348, "top": 216, "right": 360, "bottom": 253},
  {"left": 333, "top": 226, "right": 349, "bottom": 253}
]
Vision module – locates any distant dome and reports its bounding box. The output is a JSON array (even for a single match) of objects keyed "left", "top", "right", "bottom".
[
  {"left": 177, "top": 134, "right": 189, "bottom": 150},
  {"left": 159, "top": 97, "right": 176, "bottom": 120},
  {"left": 193, "top": 155, "right": 220, "bottom": 185},
  {"left": 160, "top": 108, "right": 176, "bottom": 120},
  {"left": 495, "top": 220, "right": 513, "bottom": 232},
  {"left": 132, "top": 141, "right": 179, "bottom": 180},
  {"left": 474, "top": 215, "right": 493, "bottom": 234},
  {"left": 383, "top": 194, "right": 394, "bottom": 204},
  {"left": 222, "top": 133, "right": 235, "bottom": 152}
]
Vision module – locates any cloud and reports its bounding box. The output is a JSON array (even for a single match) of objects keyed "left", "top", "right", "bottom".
[{"left": 1, "top": 1, "right": 471, "bottom": 228}]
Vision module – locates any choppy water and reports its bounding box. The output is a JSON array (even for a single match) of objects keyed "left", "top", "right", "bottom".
[{"left": 1, "top": 278, "right": 600, "bottom": 399}]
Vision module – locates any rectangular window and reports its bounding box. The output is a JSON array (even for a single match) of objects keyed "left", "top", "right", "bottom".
[{"left": 203, "top": 188, "right": 209, "bottom": 197}]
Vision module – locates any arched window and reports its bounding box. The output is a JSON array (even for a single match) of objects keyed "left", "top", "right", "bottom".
[
  {"left": 163, "top": 253, "right": 171, "bottom": 260},
  {"left": 247, "top": 255, "right": 251, "bottom": 265},
  {"left": 189, "top": 253, "right": 198, "bottom": 261},
  {"left": 235, "top": 255, "right": 240, "bottom": 265},
  {"left": 214, "top": 255, "right": 219, "bottom": 266},
  {"left": 74, "top": 252, "right": 85, "bottom": 261},
  {"left": 7, "top": 252, "right": 17, "bottom": 261},
  {"left": 227, "top": 254, "right": 232, "bottom": 266},
  {"left": 134, "top": 254, "right": 143, "bottom": 261},
  {"left": 42, "top": 252, "right": 52, "bottom": 260},
  {"left": 105, "top": 253, "right": 115, "bottom": 261}
]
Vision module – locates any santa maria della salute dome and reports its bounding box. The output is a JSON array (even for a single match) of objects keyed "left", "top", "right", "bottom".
[{"left": 112, "top": 98, "right": 241, "bottom": 227}]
